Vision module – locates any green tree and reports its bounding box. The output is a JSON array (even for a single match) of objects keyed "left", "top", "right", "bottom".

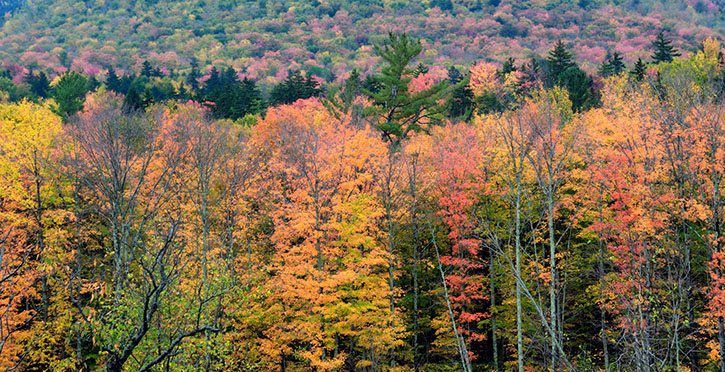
[
  {"left": 269, "top": 70, "right": 321, "bottom": 106},
  {"left": 447, "top": 75, "right": 475, "bottom": 120},
  {"left": 651, "top": 31, "right": 681, "bottom": 64},
  {"left": 141, "top": 60, "right": 153, "bottom": 77},
  {"left": 187, "top": 59, "right": 202, "bottom": 93},
  {"left": 630, "top": 58, "right": 647, "bottom": 81},
  {"left": 122, "top": 83, "right": 143, "bottom": 112},
  {"left": 105, "top": 67, "right": 121, "bottom": 93},
  {"left": 24, "top": 70, "right": 50, "bottom": 98},
  {"left": 560, "top": 66, "right": 595, "bottom": 111},
  {"left": 364, "top": 32, "right": 449, "bottom": 148},
  {"left": 206, "top": 77, "right": 264, "bottom": 120},
  {"left": 547, "top": 40, "right": 576, "bottom": 85},
  {"left": 51, "top": 71, "right": 90, "bottom": 119},
  {"left": 599, "top": 51, "right": 626, "bottom": 77}
]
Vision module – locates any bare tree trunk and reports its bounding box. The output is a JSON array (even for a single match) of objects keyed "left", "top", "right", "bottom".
[
  {"left": 548, "top": 190, "right": 558, "bottom": 372},
  {"left": 408, "top": 154, "right": 420, "bottom": 372}
]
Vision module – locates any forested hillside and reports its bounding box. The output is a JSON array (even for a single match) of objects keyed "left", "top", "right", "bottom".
[
  {"left": 2, "top": 1, "right": 725, "bottom": 372},
  {"left": 0, "top": 0, "right": 723, "bottom": 92}
]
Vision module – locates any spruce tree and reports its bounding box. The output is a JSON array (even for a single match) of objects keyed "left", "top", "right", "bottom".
[
  {"left": 414, "top": 62, "right": 429, "bottom": 77},
  {"left": 187, "top": 59, "right": 202, "bottom": 93},
  {"left": 269, "top": 70, "right": 321, "bottom": 106},
  {"left": 651, "top": 31, "right": 681, "bottom": 64},
  {"left": 609, "top": 51, "right": 626, "bottom": 75},
  {"left": 105, "top": 67, "right": 121, "bottom": 92},
  {"left": 547, "top": 40, "right": 575, "bottom": 85},
  {"left": 599, "top": 51, "right": 625, "bottom": 77},
  {"left": 25, "top": 70, "right": 51, "bottom": 98},
  {"left": 447, "top": 75, "right": 475, "bottom": 120},
  {"left": 122, "top": 84, "right": 143, "bottom": 113},
  {"left": 141, "top": 60, "right": 153, "bottom": 77},
  {"left": 630, "top": 58, "right": 647, "bottom": 81}
]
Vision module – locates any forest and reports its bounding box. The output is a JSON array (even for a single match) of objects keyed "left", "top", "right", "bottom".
[{"left": 1, "top": 19, "right": 725, "bottom": 370}]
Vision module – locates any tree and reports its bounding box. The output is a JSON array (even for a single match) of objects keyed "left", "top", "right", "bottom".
[
  {"left": 546, "top": 40, "right": 576, "bottom": 86},
  {"left": 187, "top": 59, "right": 202, "bottom": 93},
  {"left": 447, "top": 75, "right": 475, "bottom": 121},
  {"left": 105, "top": 67, "right": 121, "bottom": 93},
  {"left": 69, "top": 94, "right": 217, "bottom": 372},
  {"left": 205, "top": 77, "right": 264, "bottom": 120},
  {"left": 365, "top": 32, "right": 449, "bottom": 149},
  {"left": 51, "top": 71, "right": 90, "bottom": 119},
  {"left": 599, "top": 51, "right": 625, "bottom": 77},
  {"left": 651, "top": 31, "right": 681, "bottom": 64},
  {"left": 123, "top": 83, "right": 143, "bottom": 113},
  {"left": 141, "top": 60, "right": 153, "bottom": 77},
  {"left": 0, "top": 101, "right": 65, "bottom": 370},
  {"left": 269, "top": 70, "right": 321, "bottom": 106},
  {"left": 630, "top": 58, "right": 647, "bottom": 81},
  {"left": 24, "top": 70, "right": 50, "bottom": 98}
]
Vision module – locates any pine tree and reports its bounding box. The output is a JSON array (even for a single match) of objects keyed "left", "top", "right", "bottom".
[
  {"left": 651, "top": 31, "right": 681, "bottom": 64},
  {"left": 447, "top": 75, "right": 475, "bottom": 120},
  {"left": 547, "top": 40, "right": 576, "bottom": 85},
  {"left": 364, "top": 32, "right": 449, "bottom": 148},
  {"left": 599, "top": 51, "right": 624, "bottom": 77},
  {"left": 105, "top": 67, "right": 120, "bottom": 93},
  {"left": 630, "top": 58, "right": 647, "bottom": 81},
  {"left": 447, "top": 66, "right": 463, "bottom": 84},
  {"left": 51, "top": 71, "right": 90, "bottom": 119},
  {"left": 560, "top": 66, "right": 594, "bottom": 111}
]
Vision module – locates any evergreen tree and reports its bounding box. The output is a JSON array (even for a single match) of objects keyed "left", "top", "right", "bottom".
[
  {"left": 205, "top": 66, "right": 222, "bottom": 95},
  {"left": 105, "top": 67, "right": 121, "bottom": 93},
  {"left": 342, "top": 68, "right": 362, "bottom": 105},
  {"left": 206, "top": 77, "right": 264, "bottom": 120},
  {"left": 560, "top": 66, "right": 594, "bottom": 111},
  {"left": 187, "top": 59, "right": 202, "bottom": 93},
  {"left": 364, "top": 32, "right": 449, "bottom": 148},
  {"left": 630, "top": 58, "right": 647, "bottom": 81},
  {"left": 122, "top": 84, "right": 143, "bottom": 113},
  {"left": 52, "top": 71, "right": 90, "bottom": 119},
  {"left": 599, "top": 51, "right": 625, "bottom": 78},
  {"left": 651, "top": 31, "right": 681, "bottom": 64},
  {"left": 500, "top": 57, "right": 517, "bottom": 76},
  {"left": 269, "top": 70, "right": 321, "bottom": 106},
  {"left": 414, "top": 62, "right": 429, "bottom": 77},
  {"left": 24, "top": 70, "right": 50, "bottom": 98},
  {"left": 447, "top": 66, "right": 463, "bottom": 84},
  {"left": 447, "top": 75, "right": 475, "bottom": 120},
  {"left": 431, "top": 0, "right": 453, "bottom": 10},
  {"left": 609, "top": 51, "right": 626, "bottom": 75},
  {"left": 141, "top": 60, "right": 153, "bottom": 77},
  {"left": 546, "top": 40, "right": 575, "bottom": 85},
  {"left": 362, "top": 74, "right": 382, "bottom": 94}
]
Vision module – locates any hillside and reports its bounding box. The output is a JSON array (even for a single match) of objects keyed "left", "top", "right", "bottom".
[{"left": 0, "top": 0, "right": 723, "bottom": 87}]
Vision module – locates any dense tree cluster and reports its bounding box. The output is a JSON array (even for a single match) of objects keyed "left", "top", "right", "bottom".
[{"left": 2, "top": 32, "right": 725, "bottom": 372}]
